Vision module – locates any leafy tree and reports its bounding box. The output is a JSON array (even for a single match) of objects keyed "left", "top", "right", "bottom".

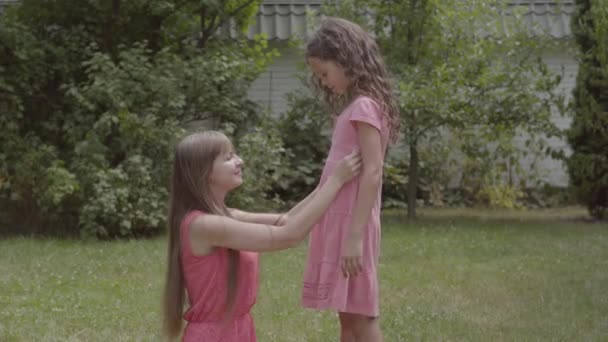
[
  {"left": 322, "top": 0, "right": 565, "bottom": 219},
  {"left": 566, "top": 0, "right": 608, "bottom": 220}
]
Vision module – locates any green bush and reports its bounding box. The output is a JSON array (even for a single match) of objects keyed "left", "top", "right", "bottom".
[
  {"left": 228, "top": 117, "right": 290, "bottom": 211},
  {"left": 0, "top": 1, "right": 273, "bottom": 237},
  {"left": 476, "top": 170, "right": 525, "bottom": 210},
  {"left": 522, "top": 185, "right": 576, "bottom": 209},
  {"left": 382, "top": 155, "right": 409, "bottom": 209},
  {"left": 271, "top": 91, "right": 331, "bottom": 206}
]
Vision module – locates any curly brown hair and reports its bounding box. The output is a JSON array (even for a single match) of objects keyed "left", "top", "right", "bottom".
[{"left": 306, "top": 17, "right": 401, "bottom": 143}]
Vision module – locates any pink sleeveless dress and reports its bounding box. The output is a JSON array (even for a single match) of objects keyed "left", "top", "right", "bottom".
[
  {"left": 180, "top": 211, "right": 259, "bottom": 341},
  {"left": 302, "top": 96, "right": 388, "bottom": 317}
]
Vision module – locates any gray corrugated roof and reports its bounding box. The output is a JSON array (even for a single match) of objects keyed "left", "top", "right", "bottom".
[
  {"left": 0, "top": 0, "right": 18, "bottom": 13},
  {"left": 0, "top": 0, "right": 18, "bottom": 6},
  {"left": 506, "top": 0, "right": 574, "bottom": 38},
  {"left": 244, "top": 2, "right": 322, "bottom": 40},
  {"left": 244, "top": 0, "right": 574, "bottom": 40}
]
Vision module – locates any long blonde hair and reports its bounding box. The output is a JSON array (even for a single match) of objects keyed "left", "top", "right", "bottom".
[
  {"left": 163, "top": 131, "right": 239, "bottom": 339},
  {"left": 306, "top": 17, "right": 401, "bottom": 143}
]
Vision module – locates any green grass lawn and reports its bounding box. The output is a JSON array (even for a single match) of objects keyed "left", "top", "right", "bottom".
[{"left": 1, "top": 208, "right": 607, "bottom": 341}]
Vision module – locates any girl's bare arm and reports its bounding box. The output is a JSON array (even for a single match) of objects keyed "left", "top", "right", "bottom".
[{"left": 189, "top": 152, "right": 361, "bottom": 253}]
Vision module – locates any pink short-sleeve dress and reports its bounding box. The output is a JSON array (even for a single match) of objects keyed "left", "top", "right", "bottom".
[
  {"left": 302, "top": 95, "right": 388, "bottom": 317},
  {"left": 180, "top": 211, "right": 259, "bottom": 341}
]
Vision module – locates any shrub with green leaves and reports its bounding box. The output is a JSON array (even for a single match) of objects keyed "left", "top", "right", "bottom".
[
  {"left": 0, "top": 0, "right": 274, "bottom": 237},
  {"left": 271, "top": 91, "right": 331, "bottom": 206},
  {"left": 228, "top": 117, "right": 290, "bottom": 211}
]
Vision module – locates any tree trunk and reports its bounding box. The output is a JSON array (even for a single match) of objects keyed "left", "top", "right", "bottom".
[
  {"left": 407, "top": 138, "right": 418, "bottom": 221},
  {"left": 103, "top": 0, "right": 121, "bottom": 57}
]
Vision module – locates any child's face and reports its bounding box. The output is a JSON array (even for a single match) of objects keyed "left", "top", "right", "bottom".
[
  {"left": 208, "top": 145, "right": 244, "bottom": 192},
  {"left": 308, "top": 57, "right": 351, "bottom": 95}
]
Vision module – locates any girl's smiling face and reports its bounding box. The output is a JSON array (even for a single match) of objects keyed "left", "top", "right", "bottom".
[{"left": 208, "top": 144, "right": 244, "bottom": 192}]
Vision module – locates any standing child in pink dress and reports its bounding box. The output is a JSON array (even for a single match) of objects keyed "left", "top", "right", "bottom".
[
  {"left": 302, "top": 17, "right": 401, "bottom": 341},
  {"left": 162, "top": 130, "right": 362, "bottom": 341}
]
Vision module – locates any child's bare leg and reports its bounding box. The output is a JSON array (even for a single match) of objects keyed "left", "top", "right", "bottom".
[
  {"left": 339, "top": 312, "right": 357, "bottom": 342},
  {"left": 351, "top": 314, "right": 382, "bottom": 342}
]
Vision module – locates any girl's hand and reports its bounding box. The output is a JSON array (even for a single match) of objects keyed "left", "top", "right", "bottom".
[
  {"left": 332, "top": 149, "right": 362, "bottom": 185},
  {"left": 340, "top": 234, "right": 363, "bottom": 277}
]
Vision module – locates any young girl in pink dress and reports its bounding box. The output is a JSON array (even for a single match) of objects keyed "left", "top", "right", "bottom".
[
  {"left": 162, "top": 130, "right": 362, "bottom": 342},
  {"left": 301, "top": 18, "right": 401, "bottom": 341}
]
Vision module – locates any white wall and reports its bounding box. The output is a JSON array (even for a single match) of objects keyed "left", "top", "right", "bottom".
[{"left": 247, "top": 44, "right": 306, "bottom": 116}]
